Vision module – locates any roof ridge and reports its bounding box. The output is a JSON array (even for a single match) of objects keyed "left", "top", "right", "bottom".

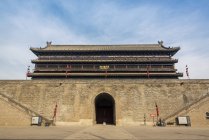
[{"left": 50, "top": 44, "right": 159, "bottom": 46}]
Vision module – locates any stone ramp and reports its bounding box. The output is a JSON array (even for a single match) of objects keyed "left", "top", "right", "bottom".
[
  {"left": 0, "top": 92, "right": 53, "bottom": 126},
  {"left": 164, "top": 93, "right": 209, "bottom": 123},
  {"left": 64, "top": 125, "right": 137, "bottom": 139}
]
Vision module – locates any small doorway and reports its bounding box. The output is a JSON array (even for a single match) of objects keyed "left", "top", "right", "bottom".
[{"left": 95, "top": 93, "right": 115, "bottom": 125}]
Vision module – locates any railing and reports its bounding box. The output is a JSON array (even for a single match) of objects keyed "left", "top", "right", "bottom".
[
  {"left": 36, "top": 64, "right": 174, "bottom": 69},
  {"left": 34, "top": 67, "right": 176, "bottom": 72}
]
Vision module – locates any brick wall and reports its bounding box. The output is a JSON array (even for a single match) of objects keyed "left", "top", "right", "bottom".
[{"left": 0, "top": 79, "right": 209, "bottom": 126}]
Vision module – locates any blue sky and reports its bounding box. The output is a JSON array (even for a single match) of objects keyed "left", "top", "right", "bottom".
[{"left": 0, "top": 0, "right": 209, "bottom": 79}]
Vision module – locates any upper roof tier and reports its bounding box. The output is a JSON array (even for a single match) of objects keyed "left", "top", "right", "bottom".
[{"left": 30, "top": 41, "right": 180, "bottom": 56}]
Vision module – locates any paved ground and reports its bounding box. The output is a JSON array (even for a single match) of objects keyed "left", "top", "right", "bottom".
[{"left": 0, "top": 125, "right": 209, "bottom": 140}]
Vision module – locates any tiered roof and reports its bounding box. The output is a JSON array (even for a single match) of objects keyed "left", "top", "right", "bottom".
[
  {"left": 30, "top": 41, "right": 180, "bottom": 56},
  {"left": 28, "top": 41, "right": 183, "bottom": 79}
]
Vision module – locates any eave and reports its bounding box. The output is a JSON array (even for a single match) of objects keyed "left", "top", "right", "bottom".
[
  {"left": 30, "top": 47, "right": 180, "bottom": 56},
  {"left": 31, "top": 59, "right": 178, "bottom": 64},
  {"left": 27, "top": 72, "right": 183, "bottom": 77}
]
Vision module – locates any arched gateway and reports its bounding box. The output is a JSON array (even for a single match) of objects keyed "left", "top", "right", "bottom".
[{"left": 95, "top": 93, "right": 115, "bottom": 125}]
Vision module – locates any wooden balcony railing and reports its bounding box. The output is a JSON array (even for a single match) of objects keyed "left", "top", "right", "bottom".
[
  {"left": 33, "top": 56, "right": 177, "bottom": 62},
  {"left": 34, "top": 67, "right": 176, "bottom": 72}
]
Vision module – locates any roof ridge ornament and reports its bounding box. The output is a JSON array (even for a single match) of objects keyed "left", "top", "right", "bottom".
[
  {"left": 46, "top": 41, "right": 52, "bottom": 47},
  {"left": 158, "top": 40, "right": 163, "bottom": 45}
]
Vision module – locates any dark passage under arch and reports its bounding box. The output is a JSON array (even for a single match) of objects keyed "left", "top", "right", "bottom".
[{"left": 95, "top": 93, "right": 115, "bottom": 125}]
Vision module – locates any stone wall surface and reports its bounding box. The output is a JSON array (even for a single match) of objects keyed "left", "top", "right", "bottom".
[
  {"left": 0, "top": 79, "right": 209, "bottom": 126},
  {"left": 181, "top": 96, "right": 209, "bottom": 127},
  {"left": 0, "top": 97, "right": 31, "bottom": 126}
]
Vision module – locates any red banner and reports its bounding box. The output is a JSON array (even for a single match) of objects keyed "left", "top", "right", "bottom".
[
  {"left": 53, "top": 103, "right": 58, "bottom": 119},
  {"left": 155, "top": 102, "right": 159, "bottom": 117}
]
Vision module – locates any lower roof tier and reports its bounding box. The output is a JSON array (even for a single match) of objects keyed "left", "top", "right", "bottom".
[
  {"left": 27, "top": 72, "right": 183, "bottom": 78},
  {"left": 32, "top": 59, "right": 178, "bottom": 64}
]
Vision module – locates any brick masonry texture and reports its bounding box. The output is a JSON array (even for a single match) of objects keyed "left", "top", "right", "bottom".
[{"left": 0, "top": 79, "right": 209, "bottom": 126}]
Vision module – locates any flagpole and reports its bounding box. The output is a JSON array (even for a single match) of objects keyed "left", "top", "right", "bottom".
[
  {"left": 53, "top": 102, "right": 58, "bottom": 125},
  {"left": 186, "top": 65, "right": 190, "bottom": 79},
  {"left": 105, "top": 69, "right": 107, "bottom": 79},
  {"left": 26, "top": 66, "right": 30, "bottom": 80},
  {"left": 155, "top": 102, "right": 159, "bottom": 124},
  {"left": 66, "top": 65, "right": 68, "bottom": 78},
  {"left": 147, "top": 65, "right": 150, "bottom": 78}
]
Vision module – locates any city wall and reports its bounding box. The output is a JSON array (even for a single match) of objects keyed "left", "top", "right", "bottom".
[{"left": 0, "top": 79, "right": 209, "bottom": 127}]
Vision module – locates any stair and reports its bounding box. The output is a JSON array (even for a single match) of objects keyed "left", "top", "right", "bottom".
[{"left": 0, "top": 92, "right": 53, "bottom": 125}]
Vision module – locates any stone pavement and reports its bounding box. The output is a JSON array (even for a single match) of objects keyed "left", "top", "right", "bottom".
[
  {"left": 64, "top": 125, "right": 136, "bottom": 139},
  {"left": 0, "top": 125, "right": 209, "bottom": 140}
]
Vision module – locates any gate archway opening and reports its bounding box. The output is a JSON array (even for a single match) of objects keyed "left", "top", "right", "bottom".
[{"left": 95, "top": 93, "right": 115, "bottom": 125}]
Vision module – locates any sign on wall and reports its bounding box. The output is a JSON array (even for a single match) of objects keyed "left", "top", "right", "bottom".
[
  {"left": 177, "top": 117, "right": 188, "bottom": 125},
  {"left": 99, "top": 66, "right": 109, "bottom": 70}
]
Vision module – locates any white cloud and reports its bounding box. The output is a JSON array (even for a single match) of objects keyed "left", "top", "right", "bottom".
[
  {"left": 0, "top": 1, "right": 89, "bottom": 79},
  {"left": 0, "top": 1, "right": 209, "bottom": 79}
]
